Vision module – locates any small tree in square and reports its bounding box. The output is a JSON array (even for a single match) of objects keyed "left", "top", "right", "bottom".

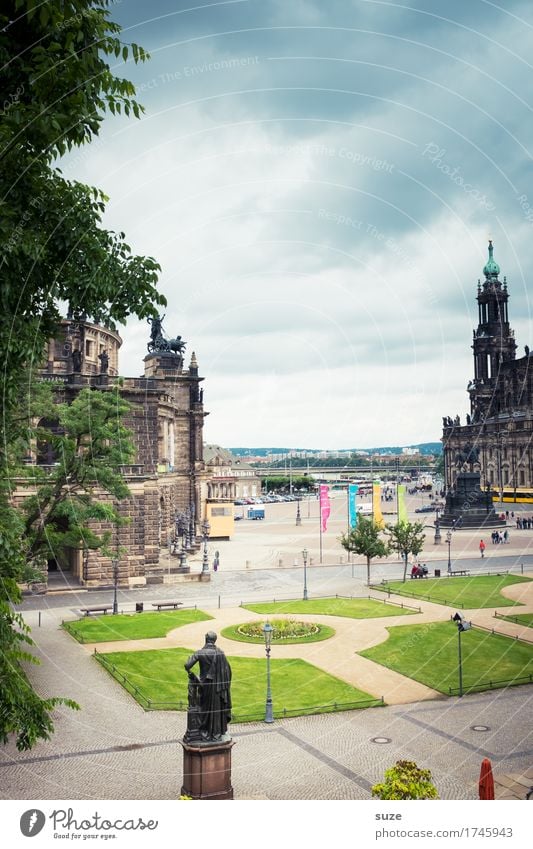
[
  {"left": 340, "top": 516, "right": 389, "bottom": 586},
  {"left": 385, "top": 520, "right": 426, "bottom": 583}
]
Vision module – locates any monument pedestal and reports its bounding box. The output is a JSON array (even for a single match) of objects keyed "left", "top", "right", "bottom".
[
  {"left": 181, "top": 739, "right": 235, "bottom": 800},
  {"left": 440, "top": 472, "right": 505, "bottom": 528}
]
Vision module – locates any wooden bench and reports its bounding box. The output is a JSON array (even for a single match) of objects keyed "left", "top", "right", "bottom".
[
  {"left": 80, "top": 605, "right": 113, "bottom": 617},
  {"left": 450, "top": 569, "right": 470, "bottom": 577},
  {"left": 151, "top": 601, "right": 183, "bottom": 611}
]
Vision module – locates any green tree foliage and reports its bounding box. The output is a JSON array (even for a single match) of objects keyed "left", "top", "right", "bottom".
[
  {"left": 1, "top": 382, "right": 134, "bottom": 749},
  {"left": 340, "top": 517, "right": 389, "bottom": 585},
  {"left": 0, "top": 0, "right": 164, "bottom": 748},
  {"left": 385, "top": 520, "right": 426, "bottom": 583},
  {"left": 0, "top": 600, "right": 80, "bottom": 751},
  {"left": 0, "top": 0, "right": 166, "bottom": 444},
  {"left": 263, "top": 475, "right": 315, "bottom": 492},
  {"left": 21, "top": 384, "right": 134, "bottom": 569},
  {"left": 372, "top": 760, "right": 439, "bottom": 800}
]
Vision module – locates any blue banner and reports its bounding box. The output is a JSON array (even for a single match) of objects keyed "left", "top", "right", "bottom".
[{"left": 348, "top": 484, "right": 359, "bottom": 528}]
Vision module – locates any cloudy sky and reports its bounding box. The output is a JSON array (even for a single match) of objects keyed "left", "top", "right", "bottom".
[{"left": 64, "top": 0, "right": 533, "bottom": 449}]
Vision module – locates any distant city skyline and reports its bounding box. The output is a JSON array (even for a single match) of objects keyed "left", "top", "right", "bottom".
[{"left": 64, "top": 1, "right": 533, "bottom": 447}]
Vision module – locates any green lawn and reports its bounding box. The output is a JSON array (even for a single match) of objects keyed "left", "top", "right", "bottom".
[
  {"left": 359, "top": 621, "right": 533, "bottom": 694},
  {"left": 241, "top": 597, "right": 418, "bottom": 619},
  {"left": 97, "top": 647, "right": 381, "bottom": 719},
  {"left": 220, "top": 621, "right": 336, "bottom": 644},
  {"left": 374, "top": 574, "right": 532, "bottom": 608},
  {"left": 63, "top": 609, "right": 213, "bottom": 643},
  {"left": 497, "top": 613, "right": 533, "bottom": 628}
]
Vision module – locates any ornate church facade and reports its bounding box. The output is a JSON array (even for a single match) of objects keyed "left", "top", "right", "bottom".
[
  {"left": 24, "top": 315, "right": 211, "bottom": 589},
  {"left": 443, "top": 242, "right": 533, "bottom": 498}
]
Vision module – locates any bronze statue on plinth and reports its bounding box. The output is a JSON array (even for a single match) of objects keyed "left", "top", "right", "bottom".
[
  {"left": 181, "top": 632, "right": 234, "bottom": 800},
  {"left": 183, "top": 631, "right": 232, "bottom": 744}
]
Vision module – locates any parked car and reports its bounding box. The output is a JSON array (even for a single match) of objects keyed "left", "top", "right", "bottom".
[{"left": 415, "top": 504, "right": 436, "bottom": 513}]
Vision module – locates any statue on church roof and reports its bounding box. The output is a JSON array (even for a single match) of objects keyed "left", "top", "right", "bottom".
[{"left": 147, "top": 314, "right": 186, "bottom": 357}]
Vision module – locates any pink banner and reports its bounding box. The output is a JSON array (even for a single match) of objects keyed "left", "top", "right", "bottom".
[{"left": 320, "top": 484, "right": 331, "bottom": 532}]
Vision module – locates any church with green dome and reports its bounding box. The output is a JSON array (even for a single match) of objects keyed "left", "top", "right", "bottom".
[{"left": 442, "top": 241, "right": 533, "bottom": 501}]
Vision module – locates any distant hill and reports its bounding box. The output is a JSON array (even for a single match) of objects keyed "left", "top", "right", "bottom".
[{"left": 230, "top": 442, "right": 442, "bottom": 457}]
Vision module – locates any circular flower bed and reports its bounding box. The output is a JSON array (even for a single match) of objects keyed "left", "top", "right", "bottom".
[{"left": 221, "top": 619, "right": 335, "bottom": 644}]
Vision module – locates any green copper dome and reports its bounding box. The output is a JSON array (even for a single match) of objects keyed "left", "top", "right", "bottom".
[{"left": 483, "top": 240, "right": 500, "bottom": 277}]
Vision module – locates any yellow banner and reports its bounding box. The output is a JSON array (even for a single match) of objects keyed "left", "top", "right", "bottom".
[
  {"left": 397, "top": 484, "right": 408, "bottom": 523},
  {"left": 373, "top": 482, "right": 385, "bottom": 528}
]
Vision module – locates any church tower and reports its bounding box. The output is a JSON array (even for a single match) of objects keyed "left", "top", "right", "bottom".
[{"left": 469, "top": 240, "right": 516, "bottom": 422}]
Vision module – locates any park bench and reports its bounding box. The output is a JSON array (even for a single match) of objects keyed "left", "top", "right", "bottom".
[
  {"left": 151, "top": 601, "right": 183, "bottom": 611},
  {"left": 80, "top": 605, "right": 113, "bottom": 617},
  {"left": 449, "top": 569, "right": 470, "bottom": 577}
]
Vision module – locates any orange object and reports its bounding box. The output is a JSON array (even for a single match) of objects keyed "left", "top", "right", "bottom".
[{"left": 479, "top": 758, "right": 495, "bottom": 799}]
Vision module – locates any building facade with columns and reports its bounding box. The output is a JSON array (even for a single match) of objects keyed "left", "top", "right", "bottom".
[
  {"left": 442, "top": 242, "right": 533, "bottom": 498},
  {"left": 24, "top": 316, "right": 211, "bottom": 589}
]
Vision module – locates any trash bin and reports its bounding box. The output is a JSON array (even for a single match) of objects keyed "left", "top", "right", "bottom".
[
  {"left": 135, "top": 602, "right": 144, "bottom": 613},
  {"left": 434, "top": 569, "right": 441, "bottom": 578}
]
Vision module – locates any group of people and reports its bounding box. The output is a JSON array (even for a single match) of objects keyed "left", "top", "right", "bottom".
[
  {"left": 490, "top": 529, "right": 510, "bottom": 544},
  {"left": 410, "top": 563, "right": 429, "bottom": 579},
  {"left": 516, "top": 515, "right": 533, "bottom": 529}
]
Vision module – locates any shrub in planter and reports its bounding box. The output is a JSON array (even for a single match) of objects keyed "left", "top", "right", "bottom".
[{"left": 372, "top": 760, "right": 439, "bottom": 800}]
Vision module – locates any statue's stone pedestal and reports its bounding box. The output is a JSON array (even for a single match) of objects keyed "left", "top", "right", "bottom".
[
  {"left": 180, "top": 739, "right": 235, "bottom": 800},
  {"left": 440, "top": 472, "right": 505, "bottom": 528}
]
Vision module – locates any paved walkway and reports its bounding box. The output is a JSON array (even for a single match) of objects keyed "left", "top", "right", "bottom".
[{"left": 6, "top": 563, "right": 533, "bottom": 801}]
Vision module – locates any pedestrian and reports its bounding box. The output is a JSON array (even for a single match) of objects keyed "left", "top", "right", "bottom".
[
  {"left": 479, "top": 539, "right": 486, "bottom": 558},
  {"left": 504, "top": 529, "right": 508, "bottom": 544}
]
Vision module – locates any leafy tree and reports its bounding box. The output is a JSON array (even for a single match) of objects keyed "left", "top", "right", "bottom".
[
  {"left": 0, "top": 0, "right": 166, "bottom": 448},
  {"left": 1, "top": 381, "right": 135, "bottom": 749},
  {"left": 386, "top": 520, "right": 426, "bottom": 583},
  {"left": 340, "top": 517, "right": 389, "bottom": 586},
  {"left": 21, "top": 384, "right": 134, "bottom": 570},
  {"left": 372, "top": 760, "right": 439, "bottom": 800},
  {"left": 263, "top": 475, "right": 315, "bottom": 492},
  {"left": 0, "top": 0, "right": 164, "bottom": 749}
]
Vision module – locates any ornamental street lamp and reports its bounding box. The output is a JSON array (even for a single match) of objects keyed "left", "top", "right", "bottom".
[
  {"left": 112, "top": 557, "right": 119, "bottom": 615},
  {"left": 302, "top": 547, "right": 308, "bottom": 601},
  {"left": 434, "top": 507, "right": 442, "bottom": 545},
  {"left": 453, "top": 612, "right": 472, "bottom": 697},
  {"left": 446, "top": 530, "right": 452, "bottom": 574},
  {"left": 201, "top": 519, "right": 210, "bottom": 575},
  {"left": 262, "top": 621, "right": 274, "bottom": 723},
  {"left": 296, "top": 497, "right": 302, "bottom": 526}
]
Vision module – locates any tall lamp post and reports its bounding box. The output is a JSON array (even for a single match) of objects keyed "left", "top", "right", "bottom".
[
  {"left": 434, "top": 507, "right": 442, "bottom": 545},
  {"left": 262, "top": 621, "right": 274, "bottom": 723},
  {"left": 296, "top": 496, "right": 302, "bottom": 526},
  {"left": 453, "top": 612, "right": 471, "bottom": 697},
  {"left": 446, "top": 530, "right": 452, "bottom": 574},
  {"left": 302, "top": 547, "right": 308, "bottom": 601},
  {"left": 112, "top": 557, "right": 119, "bottom": 615},
  {"left": 201, "top": 518, "right": 210, "bottom": 575}
]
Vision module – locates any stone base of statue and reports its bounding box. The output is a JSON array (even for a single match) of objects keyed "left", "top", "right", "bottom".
[
  {"left": 180, "top": 739, "right": 235, "bottom": 800},
  {"left": 440, "top": 472, "right": 506, "bottom": 528}
]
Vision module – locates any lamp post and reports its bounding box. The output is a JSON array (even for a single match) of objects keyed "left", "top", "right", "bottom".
[
  {"left": 262, "top": 621, "right": 274, "bottom": 723},
  {"left": 434, "top": 507, "right": 441, "bottom": 545},
  {"left": 112, "top": 557, "right": 119, "bottom": 615},
  {"left": 302, "top": 547, "right": 308, "bottom": 601},
  {"left": 446, "top": 530, "right": 452, "bottom": 574},
  {"left": 453, "top": 612, "right": 472, "bottom": 697},
  {"left": 296, "top": 497, "right": 302, "bottom": 526},
  {"left": 201, "top": 518, "right": 210, "bottom": 575}
]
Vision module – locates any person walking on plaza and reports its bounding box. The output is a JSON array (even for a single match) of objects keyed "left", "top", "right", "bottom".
[{"left": 479, "top": 539, "right": 486, "bottom": 558}]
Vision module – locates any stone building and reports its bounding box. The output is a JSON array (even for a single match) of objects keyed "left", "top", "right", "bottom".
[
  {"left": 204, "top": 445, "right": 262, "bottom": 501},
  {"left": 24, "top": 315, "right": 210, "bottom": 588},
  {"left": 442, "top": 241, "right": 533, "bottom": 499}
]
